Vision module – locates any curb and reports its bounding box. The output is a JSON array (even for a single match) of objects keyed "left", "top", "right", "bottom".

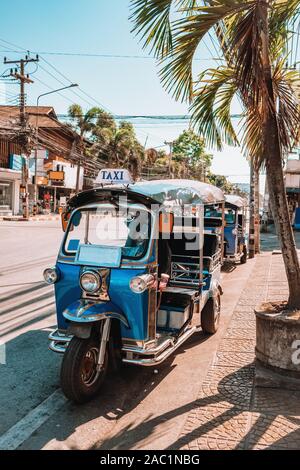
[{"left": 1, "top": 216, "right": 60, "bottom": 222}]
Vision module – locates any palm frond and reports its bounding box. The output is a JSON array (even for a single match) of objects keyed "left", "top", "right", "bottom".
[
  {"left": 67, "top": 104, "right": 84, "bottom": 128},
  {"left": 130, "top": 0, "right": 174, "bottom": 58},
  {"left": 190, "top": 66, "right": 239, "bottom": 150},
  {"left": 269, "top": 1, "right": 300, "bottom": 62},
  {"left": 130, "top": 0, "right": 203, "bottom": 58},
  {"left": 159, "top": 1, "right": 255, "bottom": 102},
  {"left": 273, "top": 60, "right": 300, "bottom": 152},
  {"left": 240, "top": 109, "right": 263, "bottom": 169}
]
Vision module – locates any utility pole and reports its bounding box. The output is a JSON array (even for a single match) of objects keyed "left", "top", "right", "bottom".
[
  {"left": 75, "top": 136, "right": 83, "bottom": 193},
  {"left": 164, "top": 141, "right": 174, "bottom": 178},
  {"left": 4, "top": 54, "right": 39, "bottom": 219}
]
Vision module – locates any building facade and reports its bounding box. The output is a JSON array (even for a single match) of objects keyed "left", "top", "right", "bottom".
[{"left": 0, "top": 106, "right": 93, "bottom": 216}]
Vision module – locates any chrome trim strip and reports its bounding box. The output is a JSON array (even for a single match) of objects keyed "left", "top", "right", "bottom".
[
  {"left": 48, "top": 329, "right": 73, "bottom": 343},
  {"left": 122, "top": 326, "right": 199, "bottom": 366},
  {"left": 122, "top": 337, "right": 173, "bottom": 356},
  {"left": 48, "top": 329, "right": 72, "bottom": 354},
  {"left": 49, "top": 341, "right": 68, "bottom": 354}
]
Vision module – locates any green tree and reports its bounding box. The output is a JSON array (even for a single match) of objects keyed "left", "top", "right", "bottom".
[
  {"left": 130, "top": 0, "right": 300, "bottom": 308},
  {"left": 92, "top": 111, "right": 145, "bottom": 180},
  {"left": 207, "top": 173, "right": 234, "bottom": 193},
  {"left": 67, "top": 104, "right": 102, "bottom": 192},
  {"left": 173, "top": 130, "right": 212, "bottom": 180}
]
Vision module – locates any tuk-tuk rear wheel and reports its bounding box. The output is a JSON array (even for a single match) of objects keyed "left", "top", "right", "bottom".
[
  {"left": 240, "top": 246, "right": 248, "bottom": 264},
  {"left": 60, "top": 336, "right": 108, "bottom": 404},
  {"left": 201, "top": 293, "right": 221, "bottom": 335}
]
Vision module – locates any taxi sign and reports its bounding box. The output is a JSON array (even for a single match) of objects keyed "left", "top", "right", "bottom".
[{"left": 96, "top": 169, "right": 133, "bottom": 185}]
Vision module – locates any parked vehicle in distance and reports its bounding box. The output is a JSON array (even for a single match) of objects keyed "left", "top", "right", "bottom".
[
  {"left": 44, "top": 172, "right": 225, "bottom": 403},
  {"left": 224, "top": 194, "right": 248, "bottom": 264}
]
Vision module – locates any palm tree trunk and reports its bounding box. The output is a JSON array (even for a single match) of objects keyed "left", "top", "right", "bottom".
[
  {"left": 266, "top": 152, "right": 300, "bottom": 307},
  {"left": 249, "top": 160, "right": 255, "bottom": 259},
  {"left": 261, "top": 0, "right": 300, "bottom": 308},
  {"left": 254, "top": 167, "right": 260, "bottom": 254}
]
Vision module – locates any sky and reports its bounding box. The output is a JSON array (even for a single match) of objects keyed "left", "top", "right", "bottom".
[{"left": 0, "top": 0, "right": 253, "bottom": 185}]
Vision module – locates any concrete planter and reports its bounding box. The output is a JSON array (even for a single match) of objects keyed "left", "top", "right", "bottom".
[{"left": 255, "top": 306, "right": 300, "bottom": 390}]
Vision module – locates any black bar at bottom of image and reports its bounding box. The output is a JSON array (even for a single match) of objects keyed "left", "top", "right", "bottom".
[{"left": 0, "top": 449, "right": 298, "bottom": 467}]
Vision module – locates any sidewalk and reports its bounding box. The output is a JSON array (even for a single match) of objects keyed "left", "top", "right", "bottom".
[
  {"left": 0, "top": 214, "right": 60, "bottom": 222},
  {"left": 179, "top": 252, "right": 300, "bottom": 450}
]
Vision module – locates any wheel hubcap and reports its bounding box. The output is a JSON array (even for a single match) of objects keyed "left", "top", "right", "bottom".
[{"left": 81, "top": 347, "right": 100, "bottom": 387}]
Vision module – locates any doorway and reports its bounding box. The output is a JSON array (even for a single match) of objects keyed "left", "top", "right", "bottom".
[{"left": 0, "top": 181, "right": 12, "bottom": 209}]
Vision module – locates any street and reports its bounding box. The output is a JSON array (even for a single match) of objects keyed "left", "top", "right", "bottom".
[{"left": 1, "top": 219, "right": 296, "bottom": 450}]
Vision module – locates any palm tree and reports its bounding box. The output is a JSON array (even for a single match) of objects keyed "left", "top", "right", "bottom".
[
  {"left": 130, "top": 0, "right": 300, "bottom": 308},
  {"left": 67, "top": 104, "right": 102, "bottom": 192}
]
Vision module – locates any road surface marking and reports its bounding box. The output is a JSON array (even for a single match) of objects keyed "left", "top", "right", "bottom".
[{"left": 0, "top": 389, "right": 67, "bottom": 450}]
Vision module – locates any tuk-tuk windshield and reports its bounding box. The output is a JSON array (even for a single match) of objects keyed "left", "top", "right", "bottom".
[{"left": 63, "top": 203, "right": 151, "bottom": 260}]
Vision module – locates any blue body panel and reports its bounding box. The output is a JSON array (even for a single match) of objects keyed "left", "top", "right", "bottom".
[
  {"left": 295, "top": 208, "right": 300, "bottom": 230},
  {"left": 55, "top": 262, "right": 150, "bottom": 341},
  {"left": 55, "top": 263, "right": 82, "bottom": 330},
  {"left": 224, "top": 225, "right": 236, "bottom": 255}
]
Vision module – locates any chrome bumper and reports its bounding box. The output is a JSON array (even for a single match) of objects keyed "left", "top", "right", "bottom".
[
  {"left": 49, "top": 326, "right": 199, "bottom": 366},
  {"left": 48, "top": 329, "right": 73, "bottom": 353},
  {"left": 225, "top": 253, "right": 241, "bottom": 262}
]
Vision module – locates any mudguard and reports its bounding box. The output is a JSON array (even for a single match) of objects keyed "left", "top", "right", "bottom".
[
  {"left": 63, "top": 299, "right": 129, "bottom": 328},
  {"left": 209, "top": 279, "right": 223, "bottom": 298}
]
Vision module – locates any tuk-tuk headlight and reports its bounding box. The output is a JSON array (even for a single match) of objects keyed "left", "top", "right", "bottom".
[
  {"left": 130, "top": 274, "right": 155, "bottom": 294},
  {"left": 43, "top": 267, "right": 59, "bottom": 285},
  {"left": 80, "top": 271, "right": 101, "bottom": 294}
]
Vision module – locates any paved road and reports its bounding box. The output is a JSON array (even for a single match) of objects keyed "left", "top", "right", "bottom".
[
  {"left": 0, "top": 221, "right": 61, "bottom": 439},
  {"left": 0, "top": 220, "right": 295, "bottom": 450}
]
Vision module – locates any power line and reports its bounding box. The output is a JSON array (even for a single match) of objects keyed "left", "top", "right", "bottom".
[
  {"left": 0, "top": 48, "right": 219, "bottom": 61},
  {"left": 0, "top": 37, "right": 114, "bottom": 113},
  {"left": 39, "top": 57, "right": 112, "bottom": 112},
  {"left": 0, "top": 38, "right": 173, "bottom": 145}
]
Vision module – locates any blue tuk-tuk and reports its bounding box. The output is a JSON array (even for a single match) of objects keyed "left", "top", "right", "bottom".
[
  {"left": 224, "top": 194, "right": 248, "bottom": 264},
  {"left": 44, "top": 175, "right": 225, "bottom": 403}
]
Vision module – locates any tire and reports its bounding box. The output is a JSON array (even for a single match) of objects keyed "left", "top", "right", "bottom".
[
  {"left": 240, "top": 246, "right": 248, "bottom": 264},
  {"left": 201, "top": 293, "right": 221, "bottom": 335},
  {"left": 60, "top": 335, "right": 108, "bottom": 404}
]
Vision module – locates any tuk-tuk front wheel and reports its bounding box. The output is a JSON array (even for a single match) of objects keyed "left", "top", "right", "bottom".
[
  {"left": 60, "top": 336, "right": 108, "bottom": 404},
  {"left": 201, "top": 293, "right": 221, "bottom": 335}
]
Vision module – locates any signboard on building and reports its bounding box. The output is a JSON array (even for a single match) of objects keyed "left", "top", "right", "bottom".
[
  {"left": 60, "top": 196, "right": 67, "bottom": 207},
  {"left": 49, "top": 171, "right": 65, "bottom": 182},
  {"left": 34, "top": 176, "right": 49, "bottom": 186},
  {"left": 9, "top": 154, "right": 25, "bottom": 171}
]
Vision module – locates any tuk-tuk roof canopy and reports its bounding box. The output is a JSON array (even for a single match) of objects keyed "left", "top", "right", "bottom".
[
  {"left": 225, "top": 194, "right": 248, "bottom": 208},
  {"left": 67, "top": 179, "right": 225, "bottom": 210},
  {"left": 129, "top": 179, "right": 225, "bottom": 206}
]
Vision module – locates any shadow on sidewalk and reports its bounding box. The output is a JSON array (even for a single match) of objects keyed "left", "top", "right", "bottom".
[{"left": 96, "top": 362, "right": 300, "bottom": 450}]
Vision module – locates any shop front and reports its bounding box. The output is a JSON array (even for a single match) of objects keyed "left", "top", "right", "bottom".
[{"left": 0, "top": 168, "right": 21, "bottom": 215}]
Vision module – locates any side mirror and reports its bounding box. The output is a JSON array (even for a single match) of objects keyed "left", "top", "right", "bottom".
[
  {"left": 159, "top": 212, "right": 174, "bottom": 234},
  {"left": 61, "top": 211, "right": 71, "bottom": 232}
]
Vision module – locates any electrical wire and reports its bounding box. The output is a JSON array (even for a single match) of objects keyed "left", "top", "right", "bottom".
[{"left": 0, "top": 37, "right": 113, "bottom": 113}]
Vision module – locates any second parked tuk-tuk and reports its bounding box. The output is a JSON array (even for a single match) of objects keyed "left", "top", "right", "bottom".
[
  {"left": 44, "top": 173, "right": 225, "bottom": 403},
  {"left": 224, "top": 194, "right": 248, "bottom": 264}
]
